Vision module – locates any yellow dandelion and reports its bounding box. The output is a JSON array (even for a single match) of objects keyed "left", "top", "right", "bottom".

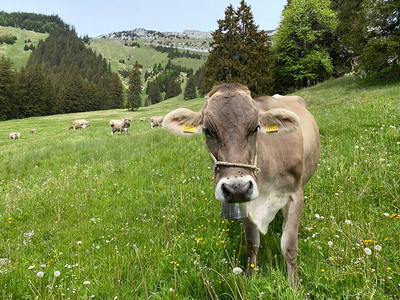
[{"left": 321, "top": 269, "right": 325, "bottom": 272}]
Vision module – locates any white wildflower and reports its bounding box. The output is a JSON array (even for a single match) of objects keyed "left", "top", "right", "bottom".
[
  {"left": 344, "top": 220, "right": 352, "bottom": 225},
  {"left": 364, "top": 247, "right": 372, "bottom": 255},
  {"left": 328, "top": 241, "right": 333, "bottom": 247},
  {"left": 54, "top": 271, "right": 61, "bottom": 277},
  {"left": 37, "top": 271, "right": 44, "bottom": 278},
  {"left": 374, "top": 245, "right": 382, "bottom": 251},
  {"left": 233, "top": 267, "right": 243, "bottom": 275},
  {"left": 315, "top": 214, "right": 320, "bottom": 219},
  {"left": 83, "top": 281, "right": 90, "bottom": 286}
]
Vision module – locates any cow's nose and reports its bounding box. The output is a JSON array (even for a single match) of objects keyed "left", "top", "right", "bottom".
[{"left": 221, "top": 180, "right": 253, "bottom": 202}]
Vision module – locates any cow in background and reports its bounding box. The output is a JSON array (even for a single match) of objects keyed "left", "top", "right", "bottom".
[
  {"left": 9, "top": 132, "right": 21, "bottom": 140},
  {"left": 109, "top": 117, "right": 133, "bottom": 136},
  {"left": 69, "top": 120, "right": 91, "bottom": 130},
  {"left": 150, "top": 116, "right": 164, "bottom": 129}
]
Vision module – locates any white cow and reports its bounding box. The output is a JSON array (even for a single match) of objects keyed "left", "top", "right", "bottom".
[{"left": 9, "top": 132, "right": 21, "bottom": 140}]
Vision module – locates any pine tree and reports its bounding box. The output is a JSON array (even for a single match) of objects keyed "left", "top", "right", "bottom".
[
  {"left": 0, "top": 56, "right": 17, "bottom": 120},
  {"left": 128, "top": 62, "right": 142, "bottom": 110},
  {"left": 147, "top": 81, "right": 162, "bottom": 105},
  {"left": 164, "top": 77, "right": 181, "bottom": 100},
  {"left": 184, "top": 75, "right": 197, "bottom": 100},
  {"left": 18, "top": 65, "right": 52, "bottom": 117},
  {"left": 204, "top": 1, "right": 272, "bottom": 96}
]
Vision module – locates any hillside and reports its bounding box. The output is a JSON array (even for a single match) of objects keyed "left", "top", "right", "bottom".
[
  {"left": 88, "top": 37, "right": 206, "bottom": 82},
  {"left": 0, "top": 26, "right": 48, "bottom": 70},
  {"left": 0, "top": 76, "right": 399, "bottom": 299}
]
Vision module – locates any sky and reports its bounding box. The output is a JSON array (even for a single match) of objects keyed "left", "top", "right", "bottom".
[{"left": 1, "top": 0, "right": 286, "bottom": 37}]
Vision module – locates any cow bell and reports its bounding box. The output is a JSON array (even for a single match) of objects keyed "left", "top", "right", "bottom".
[{"left": 221, "top": 203, "right": 247, "bottom": 220}]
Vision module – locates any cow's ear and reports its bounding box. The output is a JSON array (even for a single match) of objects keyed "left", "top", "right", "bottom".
[
  {"left": 162, "top": 108, "right": 203, "bottom": 136},
  {"left": 258, "top": 108, "right": 300, "bottom": 135}
]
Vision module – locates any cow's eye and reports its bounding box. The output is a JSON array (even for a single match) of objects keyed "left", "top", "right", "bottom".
[
  {"left": 254, "top": 125, "right": 260, "bottom": 133},
  {"left": 203, "top": 128, "right": 213, "bottom": 137}
]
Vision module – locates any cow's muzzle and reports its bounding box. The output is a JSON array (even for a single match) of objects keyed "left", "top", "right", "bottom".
[{"left": 215, "top": 175, "right": 259, "bottom": 203}]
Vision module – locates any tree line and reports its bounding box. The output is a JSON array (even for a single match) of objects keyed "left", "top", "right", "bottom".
[
  {"left": 153, "top": 45, "right": 205, "bottom": 60},
  {"left": 0, "top": 11, "right": 66, "bottom": 34},
  {"left": 0, "top": 27, "right": 123, "bottom": 121}
]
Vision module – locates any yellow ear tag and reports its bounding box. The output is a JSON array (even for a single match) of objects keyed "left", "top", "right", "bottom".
[
  {"left": 183, "top": 124, "right": 196, "bottom": 133},
  {"left": 266, "top": 124, "right": 279, "bottom": 133}
]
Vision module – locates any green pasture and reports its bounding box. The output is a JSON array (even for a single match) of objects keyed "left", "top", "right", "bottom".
[{"left": 0, "top": 76, "right": 399, "bottom": 299}]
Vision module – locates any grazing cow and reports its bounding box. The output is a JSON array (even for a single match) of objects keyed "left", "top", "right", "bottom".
[
  {"left": 109, "top": 117, "right": 133, "bottom": 136},
  {"left": 30, "top": 129, "right": 37, "bottom": 134},
  {"left": 69, "top": 119, "right": 91, "bottom": 130},
  {"left": 162, "top": 83, "right": 320, "bottom": 287},
  {"left": 9, "top": 132, "right": 21, "bottom": 140},
  {"left": 139, "top": 117, "right": 147, "bottom": 122},
  {"left": 150, "top": 116, "right": 164, "bottom": 129}
]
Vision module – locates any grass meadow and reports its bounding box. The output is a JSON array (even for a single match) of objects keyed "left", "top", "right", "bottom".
[{"left": 0, "top": 76, "right": 399, "bottom": 299}]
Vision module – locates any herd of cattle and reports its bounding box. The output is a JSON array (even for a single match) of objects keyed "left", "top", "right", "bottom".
[{"left": 8, "top": 115, "right": 164, "bottom": 139}]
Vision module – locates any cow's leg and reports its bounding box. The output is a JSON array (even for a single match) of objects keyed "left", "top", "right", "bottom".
[
  {"left": 243, "top": 217, "right": 260, "bottom": 276},
  {"left": 281, "top": 189, "right": 304, "bottom": 289}
]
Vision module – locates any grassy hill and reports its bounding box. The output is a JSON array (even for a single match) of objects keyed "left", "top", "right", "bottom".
[
  {"left": 0, "top": 76, "right": 399, "bottom": 299},
  {"left": 88, "top": 38, "right": 206, "bottom": 82},
  {"left": 0, "top": 26, "right": 48, "bottom": 70}
]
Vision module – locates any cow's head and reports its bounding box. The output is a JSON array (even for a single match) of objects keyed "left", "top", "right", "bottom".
[
  {"left": 162, "top": 83, "right": 300, "bottom": 204},
  {"left": 123, "top": 117, "right": 132, "bottom": 127}
]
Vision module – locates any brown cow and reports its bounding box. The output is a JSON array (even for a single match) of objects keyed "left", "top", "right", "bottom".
[
  {"left": 150, "top": 116, "right": 164, "bottom": 129},
  {"left": 69, "top": 119, "right": 91, "bottom": 130},
  {"left": 109, "top": 117, "right": 132, "bottom": 136},
  {"left": 162, "top": 83, "right": 320, "bottom": 287},
  {"left": 139, "top": 117, "right": 147, "bottom": 122}
]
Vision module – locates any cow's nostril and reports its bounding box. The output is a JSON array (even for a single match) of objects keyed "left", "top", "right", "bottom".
[{"left": 221, "top": 183, "right": 232, "bottom": 200}]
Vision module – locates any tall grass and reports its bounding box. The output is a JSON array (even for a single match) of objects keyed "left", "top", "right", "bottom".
[{"left": 0, "top": 76, "right": 399, "bottom": 299}]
